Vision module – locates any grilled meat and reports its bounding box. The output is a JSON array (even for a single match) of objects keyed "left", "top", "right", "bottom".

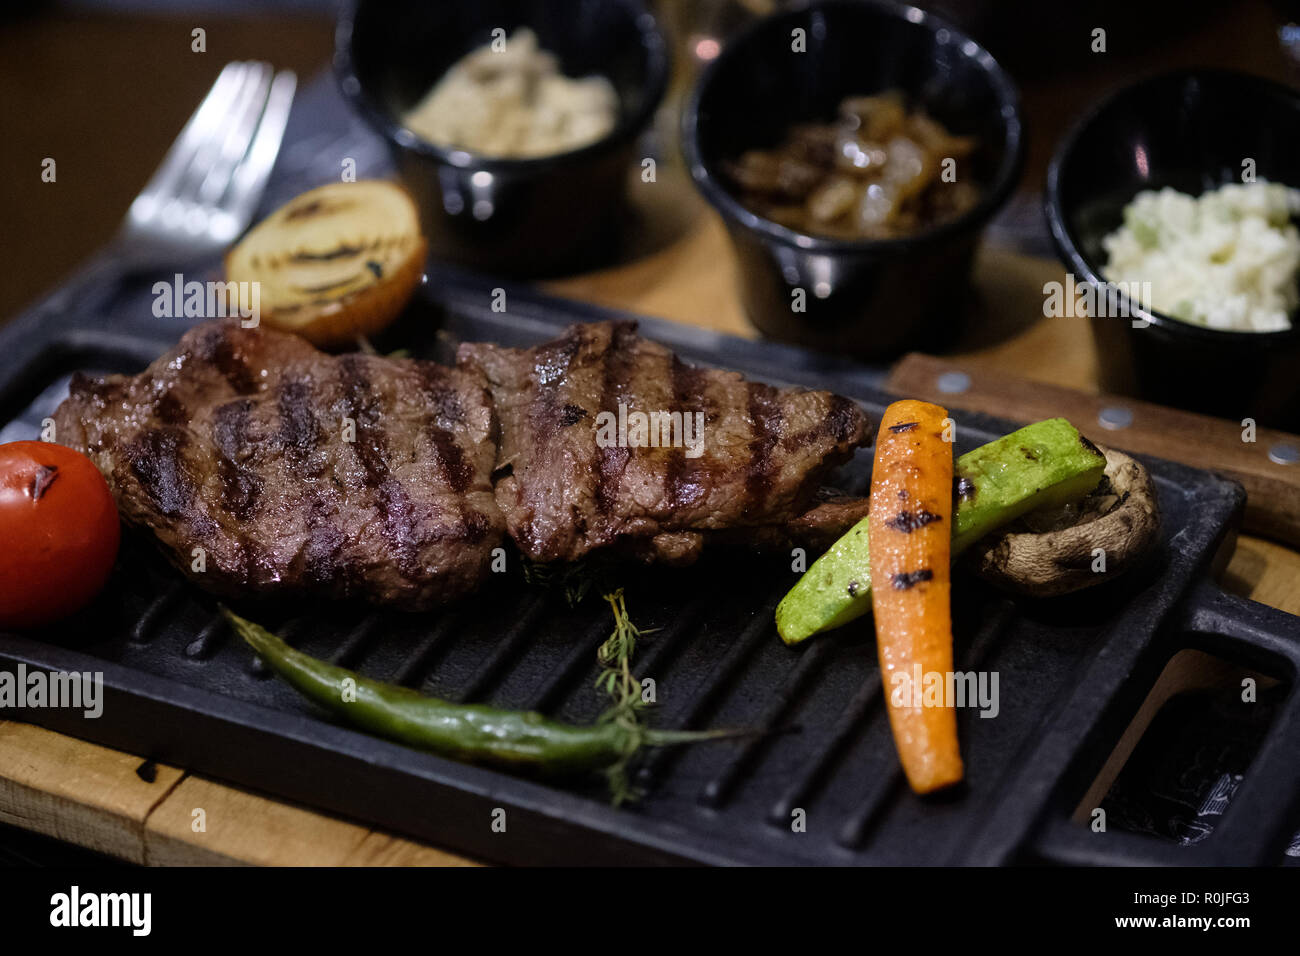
[
  {"left": 458, "top": 321, "right": 872, "bottom": 565},
  {"left": 53, "top": 320, "right": 502, "bottom": 608},
  {"left": 54, "top": 319, "right": 871, "bottom": 608}
]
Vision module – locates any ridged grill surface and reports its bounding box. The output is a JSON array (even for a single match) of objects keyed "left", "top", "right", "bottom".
[{"left": 1, "top": 279, "right": 1289, "bottom": 866}]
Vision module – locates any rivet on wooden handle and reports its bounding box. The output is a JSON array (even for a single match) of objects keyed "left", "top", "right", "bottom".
[{"left": 885, "top": 353, "right": 1300, "bottom": 548}]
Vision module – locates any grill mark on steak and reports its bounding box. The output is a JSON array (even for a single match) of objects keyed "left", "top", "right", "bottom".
[
  {"left": 415, "top": 364, "right": 473, "bottom": 496},
  {"left": 273, "top": 378, "right": 346, "bottom": 586},
  {"left": 157, "top": 391, "right": 188, "bottom": 425},
  {"left": 338, "top": 355, "right": 425, "bottom": 578},
  {"left": 663, "top": 361, "right": 687, "bottom": 512},
  {"left": 193, "top": 322, "right": 258, "bottom": 394},
  {"left": 664, "top": 357, "right": 706, "bottom": 512},
  {"left": 414, "top": 364, "right": 492, "bottom": 551},
  {"left": 212, "top": 399, "right": 261, "bottom": 519},
  {"left": 745, "top": 381, "right": 783, "bottom": 505},
  {"left": 783, "top": 394, "right": 860, "bottom": 450},
  {"left": 377, "top": 478, "right": 423, "bottom": 577},
  {"left": 427, "top": 424, "right": 472, "bottom": 494},
  {"left": 827, "top": 395, "right": 861, "bottom": 444},
  {"left": 276, "top": 379, "right": 320, "bottom": 466},
  {"left": 128, "top": 428, "right": 194, "bottom": 517},
  {"left": 593, "top": 326, "right": 635, "bottom": 516},
  {"left": 338, "top": 356, "right": 386, "bottom": 489},
  {"left": 463, "top": 508, "right": 494, "bottom": 542},
  {"left": 302, "top": 501, "right": 348, "bottom": 586}
]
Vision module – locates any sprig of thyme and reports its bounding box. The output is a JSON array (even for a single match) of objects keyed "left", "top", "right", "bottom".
[
  {"left": 595, "top": 588, "right": 661, "bottom": 805},
  {"left": 596, "top": 589, "right": 647, "bottom": 719},
  {"left": 522, "top": 560, "right": 710, "bottom": 804}
]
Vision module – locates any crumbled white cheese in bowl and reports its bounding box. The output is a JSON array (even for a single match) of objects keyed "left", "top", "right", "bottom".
[{"left": 1101, "top": 182, "right": 1300, "bottom": 332}]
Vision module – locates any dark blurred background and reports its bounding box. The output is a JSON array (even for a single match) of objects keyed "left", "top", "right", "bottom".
[{"left": 3, "top": 0, "right": 1300, "bottom": 322}]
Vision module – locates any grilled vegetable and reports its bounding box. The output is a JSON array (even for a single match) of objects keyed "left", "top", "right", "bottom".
[
  {"left": 224, "top": 180, "right": 426, "bottom": 348},
  {"left": 950, "top": 418, "right": 1109, "bottom": 553},
  {"left": 223, "top": 610, "right": 729, "bottom": 786},
  {"left": 776, "top": 418, "right": 1107, "bottom": 644},
  {"left": 867, "top": 400, "right": 962, "bottom": 794},
  {"left": 0, "top": 441, "right": 120, "bottom": 630},
  {"left": 970, "top": 445, "right": 1160, "bottom": 596}
]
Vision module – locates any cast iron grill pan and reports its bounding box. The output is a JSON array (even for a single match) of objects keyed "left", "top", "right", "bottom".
[{"left": 2, "top": 268, "right": 1299, "bottom": 866}]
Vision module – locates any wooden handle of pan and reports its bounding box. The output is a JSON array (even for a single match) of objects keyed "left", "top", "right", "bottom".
[{"left": 885, "top": 353, "right": 1300, "bottom": 548}]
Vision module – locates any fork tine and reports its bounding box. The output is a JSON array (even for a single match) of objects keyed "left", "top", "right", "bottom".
[
  {"left": 129, "top": 62, "right": 249, "bottom": 221},
  {"left": 169, "top": 62, "right": 270, "bottom": 215},
  {"left": 219, "top": 70, "right": 297, "bottom": 238},
  {"left": 193, "top": 62, "right": 274, "bottom": 207}
]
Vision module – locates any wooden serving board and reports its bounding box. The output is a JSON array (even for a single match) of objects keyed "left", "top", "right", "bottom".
[
  {"left": 887, "top": 353, "right": 1300, "bottom": 547},
  {"left": 3, "top": 202, "right": 1299, "bottom": 866}
]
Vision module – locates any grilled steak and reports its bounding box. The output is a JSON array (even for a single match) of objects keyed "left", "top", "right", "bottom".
[
  {"left": 53, "top": 320, "right": 502, "bottom": 608},
  {"left": 54, "top": 319, "right": 870, "bottom": 607},
  {"left": 458, "top": 321, "right": 872, "bottom": 565}
]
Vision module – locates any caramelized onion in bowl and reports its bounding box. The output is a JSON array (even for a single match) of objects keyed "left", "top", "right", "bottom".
[{"left": 722, "top": 92, "right": 980, "bottom": 241}]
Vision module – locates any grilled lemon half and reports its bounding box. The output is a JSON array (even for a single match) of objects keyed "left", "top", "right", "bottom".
[{"left": 225, "top": 180, "right": 427, "bottom": 347}]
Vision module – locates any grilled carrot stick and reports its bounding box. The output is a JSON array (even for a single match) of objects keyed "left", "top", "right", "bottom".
[{"left": 868, "top": 399, "right": 963, "bottom": 794}]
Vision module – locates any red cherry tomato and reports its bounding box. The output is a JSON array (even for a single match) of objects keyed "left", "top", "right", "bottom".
[{"left": 0, "top": 441, "right": 120, "bottom": 629}]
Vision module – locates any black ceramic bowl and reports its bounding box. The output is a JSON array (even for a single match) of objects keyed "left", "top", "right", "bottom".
[
  {"left": 1046, "top": 69, "right": 1300, "bottom": 429},
  {"left": 682, "top": 0, "right": 1023, "bottom": 359},
  {"left": 335, "top": 0, "right": 669, "bottom": 278}
]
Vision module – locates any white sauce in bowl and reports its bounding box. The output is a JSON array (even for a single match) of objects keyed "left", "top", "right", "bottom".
[{"left": 403, "top": 28, "right": 619, "bottom": 160}]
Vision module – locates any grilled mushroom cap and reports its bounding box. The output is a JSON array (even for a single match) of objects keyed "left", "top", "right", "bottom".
[{"left": 969, "top": 445, "right": 1161, "bottom": 597}]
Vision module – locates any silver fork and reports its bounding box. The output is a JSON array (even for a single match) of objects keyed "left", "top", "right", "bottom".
[
  {"left": 39, "top": 61, "right": 295, "bottom": 315},
  {"left": 118, "top": 61, "right": 297, "bottom": 268}
]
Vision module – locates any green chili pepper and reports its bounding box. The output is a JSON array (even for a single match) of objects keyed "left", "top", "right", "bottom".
[{"left": 223, "top": 609, "right": 725, "bottom": 778}]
